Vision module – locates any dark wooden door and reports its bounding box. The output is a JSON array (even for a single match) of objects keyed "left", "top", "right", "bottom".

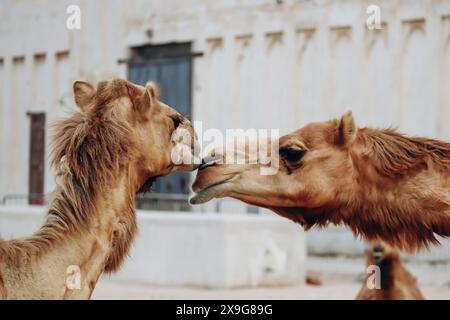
[
  {"left": 128, "top": 43, "right": 192, "bottom": 195},
  {"left": 28, "top": 112, "right": 46, "bottom": 204}
]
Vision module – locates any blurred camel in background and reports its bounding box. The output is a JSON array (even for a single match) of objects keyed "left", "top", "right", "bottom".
[{"left": 356, "top": 243, "right": 424, "bottom": 300}]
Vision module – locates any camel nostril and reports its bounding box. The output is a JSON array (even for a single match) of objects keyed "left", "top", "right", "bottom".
[
  {"left": 198, "top": 158, "right": 208, "bottom": 170},
  {"left": 199, "top": 157, "right": 220, "bottom": 170},
  {"left": 198, "top": 152, "right": 223, "bottom": 170}
]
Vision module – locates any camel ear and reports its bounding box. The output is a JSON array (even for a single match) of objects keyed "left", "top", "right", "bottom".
[
  {"left": 73, "top": 81, "right": 95, "bottom": 110},
  {"left": 146, "top": 81, "right": 160, "bottom": 100},
  {"left": 336, "top": 110, "right": 357, "bottom": 146},
  {"left": 135, "top": 81, "right": 160, "bottom": 113}
]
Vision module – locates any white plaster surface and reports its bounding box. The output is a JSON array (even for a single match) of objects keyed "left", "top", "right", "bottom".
[{"left": 0, "top": 206, "right": 306, "bottom": 288}]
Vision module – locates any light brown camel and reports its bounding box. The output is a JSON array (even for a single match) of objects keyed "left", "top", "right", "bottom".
[
  {"left": 191, "top": 111, "right": 450, "bottom": 251},
  {"left": 356, "top": 243, "right": 424, "bottom": 300},
  {"left": 0, "top": 78, "right": 198, "bottom": 299}
]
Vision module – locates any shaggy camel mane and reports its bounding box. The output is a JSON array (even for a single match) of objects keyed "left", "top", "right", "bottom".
[
  {"left": 279, "top": 125, "right": 450, "bottom": 252},
  {"left": 352, "top": 128, "right": 450, "bottom": 250},
  {"left": 0, "top": 79, "right": 139, "bottom": 271},
  {"left": 358, "top": 127, "right": 450, "bottom": 177}
]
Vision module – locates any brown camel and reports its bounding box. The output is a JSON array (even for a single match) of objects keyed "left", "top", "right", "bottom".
[
  {"left": 191, "top": 111, "right": 450, "bottom": 251},
  {"left": 0, "top": 78, "right": 198, "bottom": 299},
  {"left": 356, "top": 243, "right": 424, "bottom": 300}
]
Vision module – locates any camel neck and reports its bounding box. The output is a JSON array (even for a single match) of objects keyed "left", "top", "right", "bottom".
[{"left": 342, "top": 177, "right": 450, "bottom": 251}]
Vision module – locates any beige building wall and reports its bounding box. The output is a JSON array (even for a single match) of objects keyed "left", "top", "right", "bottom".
[{"left": 0, "top": 0, "right": 449, "bottom": 201}]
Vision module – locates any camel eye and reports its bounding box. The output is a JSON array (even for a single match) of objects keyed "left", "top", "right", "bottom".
[
  {"left": 280, "top": 148, "right": 306, "bottom": 163},
  {"left": 172, "top": 117, "right": 182, "bottom": 129}
]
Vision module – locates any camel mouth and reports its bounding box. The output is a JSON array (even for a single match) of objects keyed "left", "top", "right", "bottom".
[
  {"left": 197, "top": 153, "right": 223, "bottom": 170},
  {"left": 189, "top": 177, "right": 233, "bottom": 205},
  {"left": 137, "top": 175, "right": 160, "bottom": 194}
]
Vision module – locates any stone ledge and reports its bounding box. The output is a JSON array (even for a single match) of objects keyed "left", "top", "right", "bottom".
[{"left": 0, "top": 206, "right": 306, "bottom": 289}]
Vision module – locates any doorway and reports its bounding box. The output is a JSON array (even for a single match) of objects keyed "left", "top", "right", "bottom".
[{"left": 28, "top": 112, "right": 46, "bottom": 205}]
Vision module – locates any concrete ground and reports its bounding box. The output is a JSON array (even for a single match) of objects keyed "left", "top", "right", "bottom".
[{"left": 92, "top": 256, "right": 450, "bottom": 300}]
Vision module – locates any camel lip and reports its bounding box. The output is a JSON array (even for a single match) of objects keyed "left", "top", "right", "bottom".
[
  {"left": 189, "top": 177, "right": 234, "bottom": 205},
  {"left": 192, "top": 175, "right": 233, "bottom": 193}
]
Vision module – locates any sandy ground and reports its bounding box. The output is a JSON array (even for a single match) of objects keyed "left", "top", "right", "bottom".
[
  {"left": 92, "top": 257, "right": 450, "bottom": 300},
  {"left": 93, "top": 277, "right": 450, "bottom": 300}
]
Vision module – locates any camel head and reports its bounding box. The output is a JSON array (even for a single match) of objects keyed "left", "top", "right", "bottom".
[
  {"left": 55, "top": 78, "right": 199, "bottom": 194},
  {"left": 191, "top": 111, "right": 358, "bottom": 219},
  {"left": 191, "top": 111, "right": 450, "bottom": 250}
]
